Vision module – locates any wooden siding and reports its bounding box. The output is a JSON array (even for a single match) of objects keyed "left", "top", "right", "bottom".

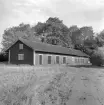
[
  {"left": 35, "top": 53, "right": 55, "bottom": 65},
  {"left": 34, "top": 52, "right": 90, "bottom": 66},
  {"left": 9, "top": 40, "right": 34, "bottom": 65},
  {"left": 7, "top": 40, "right": 90, "bottom": 66}
]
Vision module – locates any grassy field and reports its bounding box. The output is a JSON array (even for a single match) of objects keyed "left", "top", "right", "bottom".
[
  {"left": 0, "top": 65, "right": 104, "bottom": 105},
  {"left": 0, "top": 64, "right": 78, "bottom": 105}
]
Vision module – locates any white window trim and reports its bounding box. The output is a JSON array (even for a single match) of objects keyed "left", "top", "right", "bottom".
[
  {"left": 56, "top": 55, "right": 60, "bottom": 64},
  {"left": 39, "top": 54, "right": 43, "bottom": 65},
  {"left": 47, "top": 55, "right": 52, "bottom": 64},
  {"left": 33, "top": 51, "right": 36, "bottom": 65},
  {"left": 18, "top": 54, "right": 24, "bottom": 60},
  {"left": 75, "top": 57, "right": 78, "bottom": 63},
  {"left": 63, "top": 56, "right": 66, "bottom": 64},
  {"left": 19, "top": 44, "right": 23, "bottom": 49},
  {"left": 72, "top": 57, "right": 74, "bottom": 62},
  {"left": 47, "top": 54, "right": 52, "bottom": 56}
]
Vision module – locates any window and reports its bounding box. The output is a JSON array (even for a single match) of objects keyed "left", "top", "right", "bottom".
[
  {"left": 48, "top": 56, "right": 51, "bottom": 64},
  {"left": 56, "top": 56, "right": 59, "bottom": 64},
  {"left": 72, "top": 57, "right": 74, "bottom": 62},
  {"left": 39, "top": 55, "right": 42, "bottom": 65},
  {"left": 75, "top": 58, "right": 78, "bottom": 63},
  {"left": 81, "top": 58, "right": 84, "bottom": 63},
  {"left": 82, "top": 59, "right": 85, "bottom": 63},
  {"left": 19, "top": 44, "right": 23, "bottom": 49},
  {"left": 18, "top": 54, "right": 24, "bottom": 60},
  {"left": 63, "top": 57, "right": 66, "bottom": 64}
]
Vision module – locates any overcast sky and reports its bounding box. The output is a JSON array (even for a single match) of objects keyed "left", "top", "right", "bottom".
[{"left": 0, "top": 0, "right": 104, "bottom": 48}]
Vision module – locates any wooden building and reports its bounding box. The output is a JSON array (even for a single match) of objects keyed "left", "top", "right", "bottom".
[{"left": 5, "top": 38, "right": 90, "bottom": 66}]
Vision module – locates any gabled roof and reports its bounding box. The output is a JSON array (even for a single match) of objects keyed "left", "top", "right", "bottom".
[{"left": 5, "top": 38, "right": 89, "bottom": 57}]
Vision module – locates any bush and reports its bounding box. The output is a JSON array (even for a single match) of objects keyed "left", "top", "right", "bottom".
[
  {"left": 0, "top": 52, "right": 8, "bottom": 62},
  {"left": 90, "top": 49, "right": 104, "bottom": 66}
]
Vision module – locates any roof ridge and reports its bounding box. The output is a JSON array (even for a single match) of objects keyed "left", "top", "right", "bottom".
[{"left": 20, "top": 38, "right": 72, "bottom": 49}]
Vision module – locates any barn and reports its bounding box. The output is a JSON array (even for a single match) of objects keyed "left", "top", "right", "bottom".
[{"left": 5, "top": 38, "right": 90, "bottom": 66}]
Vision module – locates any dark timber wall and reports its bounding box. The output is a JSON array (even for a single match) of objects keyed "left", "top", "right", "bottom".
[{"left": 9, "top": 40, "right": 34, "bottom": 65}]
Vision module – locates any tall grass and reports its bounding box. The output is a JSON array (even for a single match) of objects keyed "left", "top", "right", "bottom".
[{"left": 0, "top": 65, "right": 77, "bottom": 105}]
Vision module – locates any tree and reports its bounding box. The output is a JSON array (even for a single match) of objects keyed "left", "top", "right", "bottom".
[
  {"left": 68, "top": 25, "right": 88, "bottom": 46},
  {"left": 1, "top": 23, "right": 34, "bottom": 51},
  {"left": 80, "top": 26, "right": 94, "bottom": 47},
  {"left": 98, "top": 29, "right": 104, "bottom": 39},
  {"left": 32, "top": 17, "right": 72, "bottom": 47},
  {"left": 95, "top": 30, "right": 104, "bottom": 47},
  {"left": 68, "top": 25, "right": 79, "bottom": 33},
  {"left": 80, "top": 26, "right": 94, "bottom": 40},
  {"left": 95, "top": 36, "right": 104, "bottom": 47},
  {"left": 70, "top": 29, "right": 82, "bottom": 45},
  {"left": 32, "top": 22, "right": 46, "bottom": 36},
  {"left": 0, "top": 52, "right": 8, "bottom": 62},
  {"left": 90, "top": 48, "right": 104, "bottom": 66},
  {"left": 68, "top": 25, "right": 79, "bottom": 45},
  {"left": 74, "top": 44, "right": 93, "bottom": 56}
]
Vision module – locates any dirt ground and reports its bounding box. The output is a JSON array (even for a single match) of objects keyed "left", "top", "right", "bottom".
[
  {"left": 64, "top": 67, "right": 104, "bottom": 105},
  {"left": 37, "top": 67, "right": 104, "bottom": 105},
  {"left": 0, "top": 65, "right": 104, "bottom": 105}
]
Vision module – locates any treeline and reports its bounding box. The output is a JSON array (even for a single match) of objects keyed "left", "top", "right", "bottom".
[{"left": 1, "top": 17, "right": 104, "bottom": 66}]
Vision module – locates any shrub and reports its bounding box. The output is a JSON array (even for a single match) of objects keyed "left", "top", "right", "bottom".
[
  {"left": 90, "top": 49, "right": 104, "bottom": 66},
  {"left": 0, "top": 52, "right": 8, "bottom": 62}
]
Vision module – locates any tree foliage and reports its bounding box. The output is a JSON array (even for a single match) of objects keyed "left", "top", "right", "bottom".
[
  {"left": 90, "top": 48, "right": 104, "bottom": 66},
  {"left": 32, "top": 17, "right": 72, "bottom": 47},
  {"left": 2, "top": 16, "right": 104, "bottom": 66},
  {"left": 2, "top": 23, "right": 34, "bottom": 51},
  {"left": 95, "top": 31, "right": 104, "bottom": 47},
  {"left": 0, "top": 52, "right": 8, "bottom": 62},
  {"left": 74, "top": 44, "right": 94, "bottom": 56},
  {"left": 68, "top": 26, "right": 95, "bottom": 48},
  {"left": 80, "top": 26, "right": 94, "bottom": 41}
]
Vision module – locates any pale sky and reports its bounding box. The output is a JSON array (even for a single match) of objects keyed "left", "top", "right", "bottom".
[{"left": 1, "top": 0, "right": 104, "bottom": 48}]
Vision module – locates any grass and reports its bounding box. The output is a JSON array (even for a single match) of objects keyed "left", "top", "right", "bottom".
[
  {"left": 1, "top": 64, "right": 103, "bottom": 105},
  {"left": 0, "top": 64, "right": 78, "bottom": 105}
]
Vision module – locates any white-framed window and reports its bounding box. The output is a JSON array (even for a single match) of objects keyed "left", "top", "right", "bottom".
[
  {"left": 39, "top": 54, "right": 43, "bottom": 65},
  {"left": 72, "top": 57, "right": 74, "bottom": 62},
  {"left": 75, "top": 57, "right": 78, "bottom": 63},
  {"left": 81, "top": 58, "right": 84, "bottom": 63},
  {"left": 19, "top": 44, "right": 23, "bottom": 49},
  {"left": 56, "top": 56, "right": 59, "bottom": 64},
  {"left": 82, "top": 58, "right": 85, "bottom": 63},
  {"left": 88, "top": 60, "right": 90, "bottom": 64},
  {"left": 63, "top": 56, "right": 66, "bottom": 64},
  {"left": 48, "top": 55, "right": 52, "bottom": 64},
  {"left": 18, "top": 54, "right": 24, "bottom": 60}
]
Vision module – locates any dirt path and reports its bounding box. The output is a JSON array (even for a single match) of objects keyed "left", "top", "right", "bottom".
[{"left": 66, "top": 68, "right": 104, "bottom": 105}]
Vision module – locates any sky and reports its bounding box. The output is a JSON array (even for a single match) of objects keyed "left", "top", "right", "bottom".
[{"left": 0, "top": 0, "right": 104, "bottom": 48}]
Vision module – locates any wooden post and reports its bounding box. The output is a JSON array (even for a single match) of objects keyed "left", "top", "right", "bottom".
[
  {"left": 33, "top": 51, "right": 35, "bottom": 65},
  {"left": 8, "top": 50, "right": 10, "bottom": 64}
]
